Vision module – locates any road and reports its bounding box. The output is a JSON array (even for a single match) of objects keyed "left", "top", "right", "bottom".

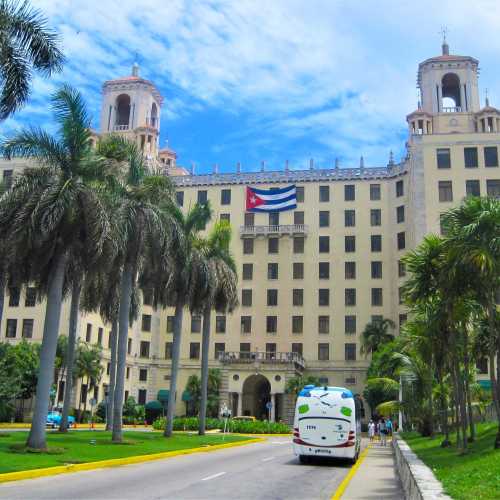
[{"left": 0, "top": 436, "right": 363, "bottom": 500}]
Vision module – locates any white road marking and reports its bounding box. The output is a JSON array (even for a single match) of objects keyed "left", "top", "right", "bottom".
[
  {"left": 271, "top": 441, "right": 289, "bottom": 445},
  {"left": 201, "top": 472, "right": 226, "bottom": 481},
  {"left": 262, "top": 457, "right": 275, "bottom": 462}
]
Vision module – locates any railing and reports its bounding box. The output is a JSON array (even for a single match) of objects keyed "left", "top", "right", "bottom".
[
  {"left": 239, "top": 224, "right": 308, "bottom": 237},
  {"left": 442, "top": 106, "right": 462, "bottom": 113},
  {"left": 145, "top": 117, "right": 158, "bottom": 128},
  {"left": 219, "top": 351, "right": 305, "bottom": 369},
  {"left": 114, "top": 124, "right": 129, "bottom": 131}
]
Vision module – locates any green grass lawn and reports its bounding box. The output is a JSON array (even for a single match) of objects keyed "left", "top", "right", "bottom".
[
  {"left": 0, "top": 431, "right": 250, "bottom": 474},
  {"left": 402, "top": 422, "right": 500, "bottom": 500}
]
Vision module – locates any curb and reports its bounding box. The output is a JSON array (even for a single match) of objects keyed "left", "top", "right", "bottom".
[
  {"left": 331, "top": 445, "right": 371, "bottom": 500},
  {"left": 0, "top": 437, "right": 264, "bottom": 484}
]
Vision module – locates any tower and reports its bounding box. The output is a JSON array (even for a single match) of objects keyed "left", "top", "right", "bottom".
[{"left": 100, "top": 62, "right": 163, "bottom": 159}]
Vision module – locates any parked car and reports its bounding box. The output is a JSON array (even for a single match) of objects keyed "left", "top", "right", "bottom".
[
  {"left": 232, "top": 416, "right": 257, "bottom": 422},
  {"left": 46, "top": 411, "right": 75, "bottom": 428}
]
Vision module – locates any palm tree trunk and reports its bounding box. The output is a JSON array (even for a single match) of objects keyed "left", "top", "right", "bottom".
[
  {"left": 463, "top": 349, "right": 475, "bottom": 442},
  {"left": 26, "top": 252, "right": 67, "bottom": 450},
  {"left": 106, "top": 320, "right": 118, "bottom": 432},
  {"left": 0, "top": 273, "right": 5, "bottom": 334},
  {"left": 165, "top": 301, "right": 183, "bottom": 437},
  {"left": 83, "top": 376, "right": 89, "bottom": 421},
  {"left": 112, "top": 264, "right": 133, "bottom": 443},
  {"left": 199, "top": 305, "right": 211, "bottom": 436},
  {"left": 60, "top": 281, "right": 81, "bottom": 432},
  {"left": 487, "top": 302, "right": 500, "bottom": 449},
  {"left": 455, "top": 360, "right": 468, "bottom": 452}
]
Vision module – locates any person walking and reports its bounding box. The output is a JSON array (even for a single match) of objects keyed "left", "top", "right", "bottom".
[
  {"left": 379, "top": 418, "right": 387, "bottom": 446},
  {"left": 386, "top": 417, "right": 393, "bottom": 443},
  {"left": 368, "top": 419, "right": 375, "bottom": 442}
]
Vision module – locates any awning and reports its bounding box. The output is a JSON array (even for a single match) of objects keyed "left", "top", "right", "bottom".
[
  {"left": 478, "top": 380, "right": 492, "bottom": 390},
  {"left": 145, "top": 400, "right": 163, "bottom": 410},
  {"left": 182, "top": 390, "right": 192, "bottom": 402},
  {"left": 157, "top": 390, "right": 170, "bottom": 402}
]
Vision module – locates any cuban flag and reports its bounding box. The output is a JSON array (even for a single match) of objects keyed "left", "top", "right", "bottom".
[{"left": 246, "top": 185, "right": 297, "bottom": 212}]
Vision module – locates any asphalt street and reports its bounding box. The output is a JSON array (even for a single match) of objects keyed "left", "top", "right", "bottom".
[{"left": 0, "top": 436, "right": 363, "bottom": 500}]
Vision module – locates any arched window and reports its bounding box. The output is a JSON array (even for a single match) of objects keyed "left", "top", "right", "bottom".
[
  {"left": 150, "top": 102, "right": 158, "bottom": 128},
  {"left": 442, "top": 73, "right": 461, "bottom": 111},
  {"left": 115, "top": 94, "right": 131, "bottom": 129}
]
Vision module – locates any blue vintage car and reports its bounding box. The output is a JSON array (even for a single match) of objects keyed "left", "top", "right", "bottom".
[{"left": 46, "top": 411, "right": 75, "bottom": 428}]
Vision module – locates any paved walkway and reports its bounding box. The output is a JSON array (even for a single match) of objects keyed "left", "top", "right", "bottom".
[{"left": 341, "top": 442, "right": 404, "bottom": 499}]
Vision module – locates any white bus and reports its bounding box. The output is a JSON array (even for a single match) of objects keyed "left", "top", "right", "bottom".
[{"left": 293, "top": 385, "right": 362, "bottom": 464}]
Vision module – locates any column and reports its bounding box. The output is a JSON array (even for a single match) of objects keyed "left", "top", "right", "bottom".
[
  {"left": 271, "top": 393, "right": 276, "bottom": 422},
  {"left": 437, "top": 85, "right": 443, "bottom": 112},
  {"left": 460, "top": 85, "right": 465, "bottom": 111},
  {"left": 237, "top": 392, "right": 242, "bottom": 416}
]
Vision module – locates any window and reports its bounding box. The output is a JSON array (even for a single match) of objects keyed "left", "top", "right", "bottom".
[
  {"left": 319, "top": 262, "right": 330, "bottom": 279},
  {"left": 396, "top": 205, "right": 405, "bottom": 223},
  {"left": 399, "top": 287, "right": 404, "bottom": 305},
  {"left": 22, "top": 319, "right": 33, "bottom": 338},
  {"left": 345, "top": 262, "right": 356, "bottom": 279},
  {"left": 268, "top": 263, "right": 279, "bottom": 280},
  {"left": 242, "top": 263, "right": 253, "bottom": 280},
  {"left": 437, "top": 148, "right": 451, "bottom": 169},
  {"left": 143, "top": 289, "right": 153, "bottom": 306},
  {"left": 371, "top": 235, "right": 382, "bottom": 252},
  {"left": 345, "top": 288, "right": 356, "bottom": 306},
  {"left": 440, "top": 214, "right": 447, "bottom": 236},
  {"left": 81, "top": 385, "right": 88, "bottom": 404},
  {"left": 243, "top": 239, "right": 254, "bottom": 254},
  {"left": 371, "top": 288, "right": 383, "bottom": 306},
  {"left": 293, "top": 237, "right": 304, "bottom": 253},
  {"left": 242, "top": 289, "right": 252, "bottom": 307},
  {"left": 370, "top": 184, "right": 381, "bottom": 200},
  {"left": 140, "top": 341, "right": 150, "bottom": 358},
  {"left": 319, "top": 211, "right": 330, "bottom": 227},
  {"left": 266, "top": 343, "right": 276, "bottom": 359},
  {"left": 397, "top": 231, "right": 406, "bottom": 250},
  {"left": 139, "top": 369, "right": 148, "bottom": 382},
  {"left": 466, "top": 180, "right": 480, "bottom": 197},
  {"left": 372, "top": 315, "right": 383, "bottom": 324},
  {"left": 97, "top": 327, "right": 103, "bottom": 345},
  {"left": 344, "top": 210, "right": 356, "bottom": 227},
  {"left": 106, "top": 363, "right": 110, "bottom": 376},
  {"left": 127, "top": 338, "right": 132, "bottom": 355},
  {"left": 267, "top": 289, "right": 278, "bottom": 306},
  {"left": 476, "top": 358, "right": 488, "bottom": 375},
  {"left": 244, "top": 212, "right": 255, "bottom": 226},
  {"left": 269, "top": 212, "right": 280, "bottom": 226},
  {"left": 240, "top": 343, "right": 251, "bottom": 357},
  {"left": 141, "top": 314, "right": 151, "bottom": 332},
  {"left": 345, "top": 236, "right": 356, "bottom": 253},
  {"left": 221, "top": 188, "right": 231, "bottom": 205},
  {"left": 2, "top": 169, "right": 13, "bottom": 189},
  {"left": 216, "top": 315, "right": 226, "bottom": 333},
  {"left": 370, "top": 209, "right": 381, "bottom": 226},
  {"left": 345, "top": 315, "right": 356, "bottom": 334},
  {"left": 464, "top": 147, "right": 478, "bottom": 168},
  {"left": 399, "top": 314, "right": 407, "bottom": 328},
  {"left": 293, "top": 289, "right": 303, "bottom": 306},
  {"left": 396, "top": 180, "right": 404, "bottom": 197},
  {"left": 371, "top": 261, "right": 383, "bottom": 279},
  {"left": 318, "top": 316, "right": 330, "bottom": 334},
  {"left": 25, "top": 287, "right": 36, "bottom": 307},
  {"left": 296, "top": 186, "right": 304, "bottom": 202},
  {"left": 165, "top": 342, "right": 172, "bottom": 359},
  {"left": 292, "top": 343, "right": 303, "bottom": 356},
  {"left": 319, "top": 236, "right": 330, "bottom": 253},
  {"left": 5, "top": 319, "right": 16, "bottom": 338},
  {"left": 398, "top": 260, "right": 406, "bottom": 277},
  {"left": 294, "top": 211, "right": 304, "bottom": 225},
  {"left": 438, "top": 181, "right": 453, "bottom": 202},
  {"left": 345, "top": 376, "right": 356, "bottom": 386},
  {"left": 138, "top": 389, "right": 147, "bottom": 405},
  {"left": 293, "top": 262, "right": 304, "bottom": 279},
  {"left": 191, "top": 315, "right": 201, "bottom": 333},
  {"left": 487, "top": 179, "right": 500, "bottom": 198},
  {"left": 190, "top": 342, "right": 200, "bottom": 359},
  {"left": 318, "top": 289, "right": 330, "bottom": 306},
  {"left": 319, "top": 377, "right": 329, "bottom": 386},
  {"left": 197, "top": 190, "right": 208, "bottom": 203},
  {"left": 8, "top": 287, "right": 20, "bottom": 307},
  {"left": 266, "top": 316, "right": 277, "bottom": 333},
  {"left": 318, "top": 343, "right": 330, "bottom": 360},
  {"left": 484, "top": 146, "right": 499, "bottom": 167},
  {"left": 344, "top": 184, "right": 355, "bottom": 201},
  {"left": 345, "top": 343, "right": 357, "bottom": 361},
  {"left": 241, "top": 316, "right": 252, "bottom": 334},
  {"left": 166, "top": 316, "right": 174, "bottom": 333},
  {"left": 86, "top": 323, "right": 92, "bottom": 342},
  {"left": 220, "top": 213, "right": 230, "bottom": 223},
  {"left": 176, "top": 191, "right": 184, "bottom": 206},
  {"left": 268, "top": 238, "right": 279, "bottom": 254},
  {"left": 214, "top": 343, "right": 225, "bottom": 359},
  {"left": 292, "top": 316, "right": 303, "bottom": 334},
  {"left": 319, "top": 185, "right": 330, "bottom": 202}
]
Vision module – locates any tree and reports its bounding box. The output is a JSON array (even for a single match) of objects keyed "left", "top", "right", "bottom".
[
  {"left": 183, "top": 369, "right": 222, "bottom": 419},
  {"left": 360, "top": 318, "right": 395, "bottom": 356},
  {"left": 185, "top": 374, "right": 201, "bottom": 416},
  {"left": 75, "top": 342, "right": 103, "bottom": 422},
  {"left": 362, "top": 378, "right": 399, "bottom": 415},
  {"left": 0, "top": 85, "right": 109, "bottom": 449},
  {"left": 285, "top": 375, "right": 321, "bottom": 400},
  {"left": 0, "top": 0, "right": 64, "bottom": 119}
]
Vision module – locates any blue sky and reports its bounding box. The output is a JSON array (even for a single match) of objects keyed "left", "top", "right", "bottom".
[{"left": 3, "top": 0, "right": 500, "bottom": 173}]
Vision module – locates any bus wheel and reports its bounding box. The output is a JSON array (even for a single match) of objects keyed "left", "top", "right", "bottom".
[{"left": 299, "top": 455, "right": 309, "bottom": 464}]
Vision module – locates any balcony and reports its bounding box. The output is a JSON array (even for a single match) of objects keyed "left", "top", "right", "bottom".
[
  {"left": 219, "top": 351, "right": 305, "bottom": 370},
  {"left": 114, "top": 124, "right": 129, "bottom": 131},
  {"left": 442, "top": 106, "right": 462, "bottom": 113},
  {"left": 239, "top": 224, "right": 308, "bottom": 238}
]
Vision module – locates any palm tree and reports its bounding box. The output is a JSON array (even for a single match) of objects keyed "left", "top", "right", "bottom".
[
  {"left": 0, "top": 0, "right": 64, "bottom": 119},
  {"left": 75, "top": 342, "right": 103, "bottom": 421},
  {"left": 195, "top": 221, "right": 238, "bottom": 435},
  {"left": 285, "top": 375, "right": 321, "bottom": 400},
  {"left": 0, "top": 85, "right": 109, "bottom": 449},
  {"left": 360, "top": 318, "right": 395, "bottom": 356}
]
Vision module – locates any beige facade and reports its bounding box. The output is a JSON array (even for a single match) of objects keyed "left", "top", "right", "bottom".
[{"left": 1, "top": 44, "right": 499, "bottom": 422}]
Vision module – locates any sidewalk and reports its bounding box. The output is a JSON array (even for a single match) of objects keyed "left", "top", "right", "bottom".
[{"left": 340, "top": 442, "right": 404, "bottom": 499}]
